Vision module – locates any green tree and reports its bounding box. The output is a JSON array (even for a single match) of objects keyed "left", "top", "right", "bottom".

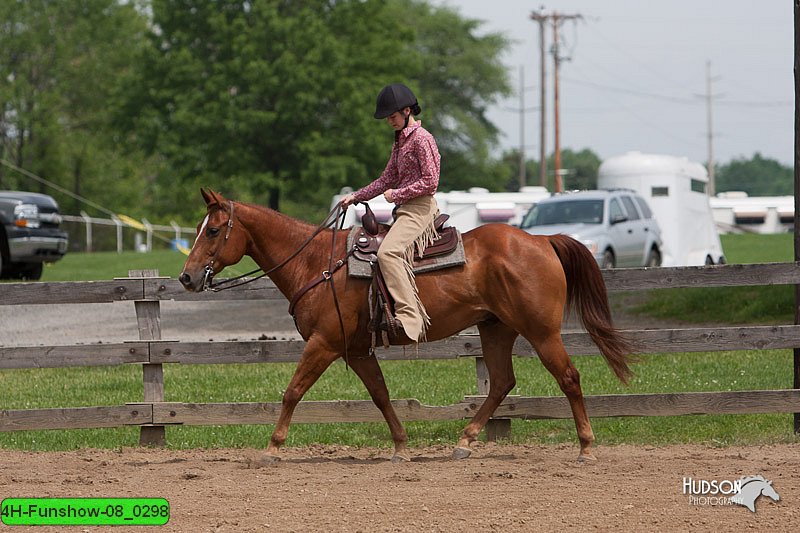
[
  {"left": 120, "top": 0, "right": 514, "bottom": 218},
  {"left": 0, "top": 0, "right": 153, "bottom": 217},
  {"left": 401, "top": 0, "right": 513, "bottom": 192},
  {"left": 715, "top": 152, "right": 792, "bottom": 196},
  {"left": 501, "top": 147, "right": 602, "bottom": 192}
]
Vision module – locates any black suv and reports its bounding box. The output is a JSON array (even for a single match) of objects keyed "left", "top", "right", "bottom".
[{"left": 0, "top": 191, "right": 68, "bottom": 280}]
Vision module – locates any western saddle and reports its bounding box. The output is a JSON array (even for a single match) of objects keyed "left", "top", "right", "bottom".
[{"left": 352, "top": 203, "right": 460, "bottom": 345}]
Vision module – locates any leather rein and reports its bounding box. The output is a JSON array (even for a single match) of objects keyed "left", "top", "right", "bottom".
[{"left": 201, "top": 200, "right": 357, "bottom": 363}]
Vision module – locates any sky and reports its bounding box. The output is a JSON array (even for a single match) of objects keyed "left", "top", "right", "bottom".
[{"left": 429, "top": 0, "right": 793, "bottom": 168}]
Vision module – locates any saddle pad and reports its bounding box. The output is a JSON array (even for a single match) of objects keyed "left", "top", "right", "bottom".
[{"left": 346, "top": 226, "right": 467, "bottom": 279}]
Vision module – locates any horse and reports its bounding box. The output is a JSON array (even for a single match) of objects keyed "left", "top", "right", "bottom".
[
  {"left": 179, "top": 188, "right": 634, "bottom": 463},
  {"left": 731, "top": 475, "right": 780, "bottom": 512}
]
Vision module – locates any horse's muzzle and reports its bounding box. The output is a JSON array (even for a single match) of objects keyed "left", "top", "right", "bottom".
[{"left": 179, "top": 271, "right": 202, "bottom": 292}]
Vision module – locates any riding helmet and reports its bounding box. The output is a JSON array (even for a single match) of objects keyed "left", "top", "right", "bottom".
[{"left": 374, "top": 83, "right": 421, "bottom": 119}]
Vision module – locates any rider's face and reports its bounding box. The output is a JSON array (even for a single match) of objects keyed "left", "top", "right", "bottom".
[{"left": 386, "top": 108, "right": 410, "bottom": 130}]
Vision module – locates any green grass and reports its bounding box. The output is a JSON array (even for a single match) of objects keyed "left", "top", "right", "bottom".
[
  {"left": 38, "top": 249, "right": 258, "bottom": 282},
  {"left": 1, "top": 233, "right": 798, "bottom": 451},
  {"left": 628, "top": 233, "right": 793, "bottom": 324}
]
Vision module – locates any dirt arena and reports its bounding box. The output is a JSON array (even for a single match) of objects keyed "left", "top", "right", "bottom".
[
  {"left": 1, "top": 442, "right": 797, "bottom": 532},
  {"left": 2, "top": 301, "right": 798, "bottom": 531}
]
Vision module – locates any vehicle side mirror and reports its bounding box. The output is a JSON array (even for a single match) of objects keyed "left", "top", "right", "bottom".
[{"left": 610, "top": 214, "right": 628, "bottom": 224}]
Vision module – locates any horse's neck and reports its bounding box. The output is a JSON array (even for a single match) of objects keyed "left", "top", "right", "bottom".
[{"left": 238, "top": 203, "right": 333, "bottom": 298}]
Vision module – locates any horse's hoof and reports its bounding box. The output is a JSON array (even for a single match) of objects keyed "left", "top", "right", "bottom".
[
  {"left": 452, "top": 446, "right": 472, "bottom": 460},
  {"left": 254, "top": 454, "right": 281, "bottom": 467},
  {"left": 391, "top": 453, "right": 411, "bottom": 463},
  {"left": 577, "top": 453, "right": 597, "bottom": 462}
]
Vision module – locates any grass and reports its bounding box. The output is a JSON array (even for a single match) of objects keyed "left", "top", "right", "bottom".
[
  {"left": 629, "top": 233, "right": 793, "bottom": 324},
  {"left": 1, "top": 233, "right": 798, "bottom": 451}
]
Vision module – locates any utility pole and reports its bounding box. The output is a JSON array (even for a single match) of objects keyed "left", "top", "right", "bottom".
[
  {"left": 705, "top": 60, "right": 720, "bottom": 196},
  {"left": 531, "top": 10, "right": 582, "bottom": 192},
  {"left": 518, "top": 65, "right": 526, "bottom": 190},
  {"left": 531, "top": 9, "right": 548, "bottom": 188}
]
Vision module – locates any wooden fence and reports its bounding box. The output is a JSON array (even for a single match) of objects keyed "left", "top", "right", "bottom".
[{"left": 1, "top": 263, "right": 799, "bottom": 445}]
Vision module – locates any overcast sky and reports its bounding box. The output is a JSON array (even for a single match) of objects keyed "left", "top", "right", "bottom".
[{"left": 429, "top": 0, "right": 793, "bottom": 167}]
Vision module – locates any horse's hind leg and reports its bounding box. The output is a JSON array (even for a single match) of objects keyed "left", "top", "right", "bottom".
[
  {"left": 530, "top": 331, "right": 596, "bottom": 461},
  {"left": 348, "top": 354, "right": 410, "bottom": 462},
  {"left": 453, "top": 320, "right": 518, "bottom": 459}
]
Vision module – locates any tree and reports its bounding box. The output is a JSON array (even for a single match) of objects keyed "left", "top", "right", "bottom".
[
  {"left": 0, "top": 0, "right": 153, "bottom": 217},
  {"left": 500, "top": 147, "right": 601, "bottom": 192},
  {"left": 715, "top": 152, "right": 792, "bottom": 196},
  {"left": 119, "top": 0, "right": 514, "bottom": 218},
  {"left": 400, "top": 0, "right": 513, "bottom": 192}
]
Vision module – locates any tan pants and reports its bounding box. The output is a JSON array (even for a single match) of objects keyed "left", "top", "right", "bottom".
[{"left": 377, "top": 195, "right": 439, "bottom": 341}]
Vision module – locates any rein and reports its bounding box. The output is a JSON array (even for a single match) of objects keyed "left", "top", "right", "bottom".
[
  {"left": 202, "top": 199, "right": 357, "bottom": 366},
  {"left": 205, "top": 201, "right": 349, "bottom": 292}
]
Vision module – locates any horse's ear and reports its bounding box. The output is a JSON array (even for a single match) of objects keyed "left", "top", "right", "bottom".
[{"left": 201, "top": 188, "right": 224, "bottom": 207}]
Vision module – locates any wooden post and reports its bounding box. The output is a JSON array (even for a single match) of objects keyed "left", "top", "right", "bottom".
[
  {"left": 794, "top": 0, "right": 800, "bottom": 435},
  {"left": 130, "top": 269, "right": 167, "bottom": 446},
  {"left": 475, "top": 357, "right": 511, "bottom": 441}
]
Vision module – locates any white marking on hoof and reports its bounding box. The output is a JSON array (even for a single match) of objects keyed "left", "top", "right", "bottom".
[
  {"left": 391, "top": 453, "right": 411, "bottom": 463},
  {"left": 577, "top": 453, "right": 597, "bottom": 462}
]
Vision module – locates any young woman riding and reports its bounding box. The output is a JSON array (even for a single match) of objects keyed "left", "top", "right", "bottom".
[{"left": 340, "top": 83, "right": 441, "bottom": 342}]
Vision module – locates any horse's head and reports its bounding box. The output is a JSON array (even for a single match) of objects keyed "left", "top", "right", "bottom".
[{"left": 179, "top": 188, "right": 249, "bottom": 292}]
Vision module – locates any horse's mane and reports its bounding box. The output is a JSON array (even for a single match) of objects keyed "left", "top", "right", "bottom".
[
  {"left": 237, "top": 201, "right": 322, "bottom": 232},
  {"left": 739, "top": 475, "right": 768, "bottom": 486}
]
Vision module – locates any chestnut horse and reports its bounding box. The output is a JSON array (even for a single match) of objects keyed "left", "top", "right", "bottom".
[{"left": 180, "top": 189, "right": 633, "bottom": 463}]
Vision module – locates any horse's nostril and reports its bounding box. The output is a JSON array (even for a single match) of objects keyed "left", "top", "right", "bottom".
[{"left": 179, "top": 272, "right": 191, "bottom": 285}]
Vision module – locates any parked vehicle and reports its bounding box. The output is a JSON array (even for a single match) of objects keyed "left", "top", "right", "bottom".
[
  {"left": 520, "top": 189, "right": 663, "bottom": 269},
  {"left": 331, "top": 186, "right": 551, "bottom": 233},
  {"left": 0, "top": 191, "right": 68, "bottom": 279},
  {"left": 598, "top": 152, "right": 725, "bottom": 266}
]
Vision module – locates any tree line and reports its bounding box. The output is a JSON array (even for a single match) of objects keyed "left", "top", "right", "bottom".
[{"left": 0, "top": 0, "right": 791, "bottom": 226}]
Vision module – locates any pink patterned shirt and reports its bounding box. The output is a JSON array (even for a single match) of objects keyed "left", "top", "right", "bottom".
[{"left": 353, "top": 121, "right": 440, "bottom": 205}]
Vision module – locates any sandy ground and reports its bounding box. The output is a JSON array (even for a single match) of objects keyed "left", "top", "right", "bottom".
[
  {"left": 3, "top": 299, "right": 796, "bottom": 531},
  {"left": 1, "top": 443, "right": 797, "bottom": 532}
]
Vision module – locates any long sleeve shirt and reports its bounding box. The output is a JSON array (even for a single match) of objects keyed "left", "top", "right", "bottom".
[{"left": 352, "top": 121, "right": 440, "bottom": 205}]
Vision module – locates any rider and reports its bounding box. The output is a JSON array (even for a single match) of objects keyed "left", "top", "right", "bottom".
[{"left": 340, "top": 83, "right": 441, "bottom": 342}]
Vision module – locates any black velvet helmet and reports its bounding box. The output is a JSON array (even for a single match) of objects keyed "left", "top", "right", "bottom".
[{"left": 374, "top": 83, "right": 421, "bottom": 119}]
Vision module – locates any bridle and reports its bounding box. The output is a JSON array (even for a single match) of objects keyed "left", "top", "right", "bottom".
[{"left": 195, "top": 198, "right": 357, "bottom": 364}]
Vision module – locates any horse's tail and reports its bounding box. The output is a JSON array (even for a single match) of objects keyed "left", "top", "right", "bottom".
[{"left": 548, "top": 234, "right": 635, "bottom": 384}]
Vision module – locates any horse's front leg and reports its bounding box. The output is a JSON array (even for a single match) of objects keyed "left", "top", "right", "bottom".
[
  {"left": 260, "top": 336, "right": 338, "bottom": 463},
  {"left": 347, "top": 352, "right": 410, "bottom": 462}
]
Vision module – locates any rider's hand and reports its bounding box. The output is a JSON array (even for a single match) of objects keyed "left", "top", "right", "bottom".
[
  {"left": 384, "top": 189, "right": 395, "bottom": 203},
  {"left": 340, "top": 193, "right": 357, "bottom": 207}
]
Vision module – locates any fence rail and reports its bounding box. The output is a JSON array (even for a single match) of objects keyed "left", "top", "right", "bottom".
[{"left": 1, "top": 263, "right": 799, "bottom": 444}]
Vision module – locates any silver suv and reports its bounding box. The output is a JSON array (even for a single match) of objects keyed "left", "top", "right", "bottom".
[{"left": 520, "top": 189, "right": 663, "bottom": 268}]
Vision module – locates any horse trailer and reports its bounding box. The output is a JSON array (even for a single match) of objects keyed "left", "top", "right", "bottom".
[{"left": 598, "top": 152, "right": 725, "bottom": 266}]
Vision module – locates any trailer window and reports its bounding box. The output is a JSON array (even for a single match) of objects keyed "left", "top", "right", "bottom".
[
  {"left": 691, "top": 179, "right": 707, "bottom": 193},
  {"left": 651, "top": 186, "right": 669, "bottom": 197}
]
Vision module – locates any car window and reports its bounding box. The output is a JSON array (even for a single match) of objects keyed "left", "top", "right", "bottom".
[
  {"left": 634, "top": 196, "right": 653, "bottom": 219},
  {"left": 620, "top": 195, "right": 641, "bottom": 220},
  {"left": 521, "top": 199, "right": 604, "bottom": 227},
  {"left": 608, "top": 198, "right": 626, "bottom": 221}
]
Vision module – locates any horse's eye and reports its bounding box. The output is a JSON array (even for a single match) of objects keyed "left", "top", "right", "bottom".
[{"left": 206, "top": 227, "right": 220, "bottom": 237}]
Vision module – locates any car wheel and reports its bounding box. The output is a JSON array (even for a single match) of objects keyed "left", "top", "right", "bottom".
[
  {"left": 601, "top": 249, "right": 615, "bottom": 269},
  {"left": 645, "top": 248, "right": 661, "bottom": 267}
]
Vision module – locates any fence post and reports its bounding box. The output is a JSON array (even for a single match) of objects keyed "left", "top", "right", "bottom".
[
  {"left": 130, "top": 269, "right": 166, "bottom": 446},
  {"left": 475, "top": 357, "right": 511, "bottom": 441}
]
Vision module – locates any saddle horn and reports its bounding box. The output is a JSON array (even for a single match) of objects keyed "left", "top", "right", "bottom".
[{"left": 360, "top": 202, "right": 380, "bottom": 236}]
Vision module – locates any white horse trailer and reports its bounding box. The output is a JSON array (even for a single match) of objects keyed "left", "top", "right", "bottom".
[
  {"left": 598, "top": 152, "right": 725, "bottom": 266},
  {"left": 331, "top": 186, "right": 551, "bottom": 233}
]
